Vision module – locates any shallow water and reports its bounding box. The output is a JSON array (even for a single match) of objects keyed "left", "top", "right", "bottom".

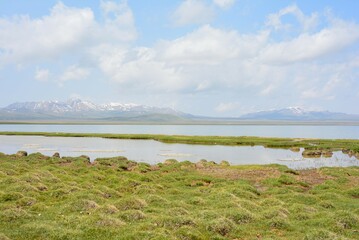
[
  {"left": 0, "top": 124, "right": 359, "bottom": 139},
  {"left": 0, "top": 135, "right": 357, "bottom": 170}
]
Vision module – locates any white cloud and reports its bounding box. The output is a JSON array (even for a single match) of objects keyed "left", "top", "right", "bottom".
[
  {"left": 98, "top": 0, "right": 137, "bottom": 42},
  {"left": 2, "top": 2, "right": 359, "bottom": 112},
  {"left": 96, "top": 47, "right": 186, "bottom": 92},
  {"left": 159, "top": 25, "right": 269, "bottom": 65},
  {"left": 0, "top": 3, "right": 94, "bottom": 65},
  {"left": 215, "top": 102, "right": 240, "bottom": 112},
  {"left": 34, "top": 68, "right": 50, "bottom": 82},
  {"left": 172, "top": 0, "right": 215, "bottom": 26},
  {"left": 260, "top": 20, "right": 359, "bottom": 64},
  {"left": 95, "top": 7, "right": 359, "bottom": 101},
  {"left": 213, "top": 0, "right": 236, "bottom": 9},
  {"left": 266, "top": 4, "right": 318, "bottom": 32},
  {"left": 60, "top": 65, "right": 90, "bottom": 82},
  {"left": 0, "top": 1, "right": 136, "bottom": 66}
]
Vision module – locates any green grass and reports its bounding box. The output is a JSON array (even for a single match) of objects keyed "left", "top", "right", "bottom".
[
  {"left": 1, "top": 131, "right": 359, "bottom": 153},
  {"left": 0, "top": 153, "right": 358, "bottom": 239}
]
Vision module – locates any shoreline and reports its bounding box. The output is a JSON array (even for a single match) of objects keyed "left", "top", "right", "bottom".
[
  {"left": 1, "top": 131, "right": 358, "bottom": 153},
  {"left": 1, "top": 120, "right": 359, "bottom": 126}
]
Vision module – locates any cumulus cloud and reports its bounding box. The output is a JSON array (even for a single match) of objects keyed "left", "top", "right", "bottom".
[
  {"left": 213, "top": 0, "right": 236, "bottom": 9},
  {"left": 0, "top": 1, "right": 136, "bottom": 66},
  {"left": 0, "top": 3, "right": 94, "bottom": 65},
  {"left": 96, "top": 46, "right": 186, "bottom": 92},
  {"left": 260, "top": 20, "right": 359, "bottom": 64},
  {"left": 60, "top": 65, "right": 90, "bottom": 82},
  {"left": 34, "top": 68, "right": 50, "bottom": 82},
  {"left": 158, "top": 25, "right": 269, "bottom": 65},
  {"left": 172, "top": 0, "right": 215, "bottom": 26},
  {"left": 215, "top": 102, "right": 240, "bottom": 112},
  {"left": 266, "top": 4, "right": 318, "bottom": 32},
  {"left": 2, "top": 2, "right": 359, "bottom": 111},
  {"left": 98, "top": 0, "right": 137, "bottom": 42},
  {"left": 94, "top": 7, "right": 359, "bottom": 100}
]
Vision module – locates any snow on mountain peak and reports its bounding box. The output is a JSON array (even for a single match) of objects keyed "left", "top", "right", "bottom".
[
  {"left": 3, "top": 99, "right": 182, "bottom": 116},
  {"left": 286, "top": 106, "right": 306, "bottom": 114}
]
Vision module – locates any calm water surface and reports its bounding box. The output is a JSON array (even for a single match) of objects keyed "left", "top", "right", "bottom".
[
  {"left": 0, "top": 135, "right": 358, "bottom": 170},
  {"left": 0, "top": 124, "right": 359, "bottom": 138}
]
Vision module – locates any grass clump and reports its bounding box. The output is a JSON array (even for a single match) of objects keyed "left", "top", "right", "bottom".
[{"left": 206, "top": 217, "right": 235, "bottom": 236}]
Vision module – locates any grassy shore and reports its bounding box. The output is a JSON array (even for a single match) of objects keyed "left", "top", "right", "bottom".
[
  {"left": 0, "top": 153, "right": 358, "bottom": 239},
  {"left": 1, "top": 131, "right": 359, "bottom": 153}
]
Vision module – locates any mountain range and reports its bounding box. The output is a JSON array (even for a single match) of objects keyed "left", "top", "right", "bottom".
[
  {"left": 0, "top": 99, "right": 191, "bottom": 122},
  {"left": 239, "top": 107, "right": 359, "bottom": 121},
  {"left": 0, "top": 99, "right": 358, "bottom": 122}
]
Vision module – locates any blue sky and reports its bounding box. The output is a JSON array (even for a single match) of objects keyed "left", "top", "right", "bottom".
[{"left": 1, "top": 0, "right": 359, "bottom": 116}]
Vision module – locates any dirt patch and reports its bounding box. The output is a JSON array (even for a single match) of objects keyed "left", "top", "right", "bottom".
[
  {"left": 196, "top": 166, "right": 337, "bottom": 188},
  {"left": 295, "top": 169, "right": 334, "bottom": 185},
  {"left": 196, "top": 166, "right": 282, "bottom": 183}
]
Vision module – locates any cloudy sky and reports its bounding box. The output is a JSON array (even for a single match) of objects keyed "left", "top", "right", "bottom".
[{"left": 1, "top": 0, "right": 359, "bottom": 117}]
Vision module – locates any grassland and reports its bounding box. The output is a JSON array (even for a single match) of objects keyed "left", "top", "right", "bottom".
[
  {"left": 1, "top": 131, "right": 359, "bottom": 154},
  {"left": 0, "top": 152, "right": 358, "bottom": 239}
]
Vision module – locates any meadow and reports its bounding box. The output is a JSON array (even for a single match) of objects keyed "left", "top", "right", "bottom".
[{"left": 0, "top": 152, "right": 358, "bottom": 239}]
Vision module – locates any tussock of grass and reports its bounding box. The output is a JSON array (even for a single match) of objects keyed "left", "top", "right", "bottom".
[{"left": 0, "top": 153, "right": 358, "bottom": 239}]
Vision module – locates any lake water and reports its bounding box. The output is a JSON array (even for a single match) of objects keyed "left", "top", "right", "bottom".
[
  {"left": 0, "top": 124, "right": 359, "bottom": 139},
  {"left": 0, "top": 135, "right": 358, "bottom": 170}
]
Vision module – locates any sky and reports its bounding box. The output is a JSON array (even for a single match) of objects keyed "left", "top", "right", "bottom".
[{"left": 1, "top": 0, "right": 359, "bottom": 117}]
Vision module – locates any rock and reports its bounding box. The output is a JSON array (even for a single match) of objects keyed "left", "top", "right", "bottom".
[
  {"left": 302, "top": 150, "right": 322, "bottom": 158},
  {"left": 52, "top": 152, "right": 60, "bottom": 158},
  {"left": 16, "top": 151, "right": 28, "bottom": 157}
]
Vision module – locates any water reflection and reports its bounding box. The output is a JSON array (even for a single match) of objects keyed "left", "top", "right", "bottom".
[{"left": 0, "top": 135, "right": 358, "bottom": 170}]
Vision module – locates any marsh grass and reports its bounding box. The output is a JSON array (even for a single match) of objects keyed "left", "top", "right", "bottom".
[
  {"left": 1, "top": 131, "right": 359, "bottom": 153},
  {"left": 0, "top": 153, "right": 358, "bottom": 239}
]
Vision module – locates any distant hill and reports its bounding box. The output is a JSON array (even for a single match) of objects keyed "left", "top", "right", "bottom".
[
  {"left": 239, "top": 107, "right": 359, "bottom": 121},
  {"left": 1, "top": 101, "right": 359, "bottom": 123},
  {"left": 0, "top": 99, "right": 191, "bottom": 122}
]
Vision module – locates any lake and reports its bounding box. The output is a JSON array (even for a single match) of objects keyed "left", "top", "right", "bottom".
[
  {"left": 0, "top": 135, "right": 358, "bottom": 170},
  {"left": 0, "top": 124, "right": 359, "bottom": 139}
]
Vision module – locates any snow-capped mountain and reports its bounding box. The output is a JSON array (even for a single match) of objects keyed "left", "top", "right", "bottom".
[
  {"left": 3, "top": 99, "right": 180, "bottom": 114},
  {"left": 4, "top": 99, "right": 100, "bottom": 113},
  {"left": 1, "top": 101, "right": 358, "bottom": 122},
  {"left": 0, "top": 99, "right": 187, "bottom": 121},
  {"left": 239, "top": 107, "right": 359, "bottom": 120}
]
